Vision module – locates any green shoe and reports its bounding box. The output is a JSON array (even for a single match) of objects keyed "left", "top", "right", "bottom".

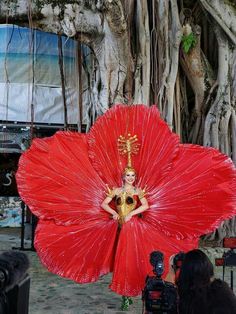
[
  {"left": 121, "top": 296, "right": 130, "bottom": 311},
  {"left": 127, "top": 297, "right": 133, "bottom": 305}
]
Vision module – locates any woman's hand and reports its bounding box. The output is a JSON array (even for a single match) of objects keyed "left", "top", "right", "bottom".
[{"left": 112, "top": 212, "right": 120, "bottom": 220}]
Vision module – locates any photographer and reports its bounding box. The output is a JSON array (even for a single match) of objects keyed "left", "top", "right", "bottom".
[
  {"left": 142, "top": 251, "right": 178, "bottom": 314},
  {"left": 0, "top": 251, "right": 30, "bottom": 314},
  {"left": 177, "top": 249, "right": 236, "bottom": 314}
]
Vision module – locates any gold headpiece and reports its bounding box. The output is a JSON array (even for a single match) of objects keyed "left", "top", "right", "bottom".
[{"left": 118, "top": 134, "right": 140, "bottom": 174}]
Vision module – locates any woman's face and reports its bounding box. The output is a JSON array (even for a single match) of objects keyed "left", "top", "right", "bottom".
[{"left": 124, "top": 171, "right": 136, "bottom": 185}]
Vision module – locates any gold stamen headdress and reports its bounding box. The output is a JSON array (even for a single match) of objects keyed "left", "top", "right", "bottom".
[{"left": 118, "top": 134, "right": 140, "bottom": 174}]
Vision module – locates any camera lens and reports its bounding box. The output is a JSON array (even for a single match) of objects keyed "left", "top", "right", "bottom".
[{"left": 0, "top": 269, "right": 6, "bottom": 290}]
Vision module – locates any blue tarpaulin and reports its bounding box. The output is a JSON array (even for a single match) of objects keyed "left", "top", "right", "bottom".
[{"left": 0, "top": 24, "right": 79, "bottom": 124}]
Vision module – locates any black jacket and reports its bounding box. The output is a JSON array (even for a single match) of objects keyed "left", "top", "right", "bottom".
[{"left": 179, "top": 279, "right": 236, "bottom": 314}]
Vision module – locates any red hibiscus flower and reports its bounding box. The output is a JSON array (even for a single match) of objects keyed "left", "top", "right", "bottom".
[{"left": 16, "top": 105, "right": 236, "bottom": 296}]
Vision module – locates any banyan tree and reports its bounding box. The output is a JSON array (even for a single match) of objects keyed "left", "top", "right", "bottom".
[{"left": 0, "top": 0, "right": 236, "bottom": 240}]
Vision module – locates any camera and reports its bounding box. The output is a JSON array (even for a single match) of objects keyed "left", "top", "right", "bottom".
[
  {"left": 0, "top": 251, "right": 30, "bottom": 314},
  {"left": 142, "top": 251, "right": 178, "bottom": 314}
]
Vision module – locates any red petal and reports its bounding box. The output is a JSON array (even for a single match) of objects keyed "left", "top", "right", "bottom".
[
  {"left": 34, "top": 219, "right": 118, "bottom": 282},
  {"left": 88, "top": 104, "right": 179, "bottom": 188},
  {"left": 16, "top": 131, "right": 107, "bottom": 225},
  {"left": 145, "top": 144, "right": 236, "bottom": 239}
]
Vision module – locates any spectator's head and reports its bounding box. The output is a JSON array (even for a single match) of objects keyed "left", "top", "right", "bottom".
[{"left": 178, "top": 249, "right": 213, "bottom": 291}]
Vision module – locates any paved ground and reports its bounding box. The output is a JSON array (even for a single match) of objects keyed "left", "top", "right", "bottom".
[
  {"left": 0, "top": 228, "right": 143, "bottom": 314},
  {"left": 0, "top": 228, "right": 235, "bottom": 314}
]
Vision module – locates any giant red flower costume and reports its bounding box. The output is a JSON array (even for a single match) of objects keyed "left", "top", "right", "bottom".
[{"left": 16, "top": 105, "right": 236, "bottom": 296}]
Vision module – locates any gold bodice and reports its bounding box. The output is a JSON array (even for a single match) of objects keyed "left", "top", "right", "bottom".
[
  {"left": 115, "top": 191, "right": 137, "bottom": 224},
  {"left": 106, "top": 186, "right": 145, "bottom": 225}
]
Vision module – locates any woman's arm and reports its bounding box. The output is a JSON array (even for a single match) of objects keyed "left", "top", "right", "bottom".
[{"left": 101, "top": 189, "right": 120, "bottom": 220}]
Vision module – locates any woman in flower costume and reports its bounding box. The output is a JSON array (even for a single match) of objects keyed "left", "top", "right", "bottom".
[
  {"left": 101, "top": 134, "right": 149, "bottom": 224},
  {"left": 16, "top": 105, "right": 236, "bottom": 302},
  {"left": 101, "top": 136, "right": 149, "bottom": 309}
]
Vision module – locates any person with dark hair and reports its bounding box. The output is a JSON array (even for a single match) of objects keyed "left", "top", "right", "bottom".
[{"left": 177, "top": 249, "right": 236, "bottom": 314}]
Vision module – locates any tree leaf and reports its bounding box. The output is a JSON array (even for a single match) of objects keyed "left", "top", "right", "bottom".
[{"left": 181, "top": 32, "right": 197, "bottom": 54}]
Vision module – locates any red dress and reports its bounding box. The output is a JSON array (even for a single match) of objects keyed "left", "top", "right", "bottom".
[{"left": 16, "top": 104, "right": 236, "bottom": 296}]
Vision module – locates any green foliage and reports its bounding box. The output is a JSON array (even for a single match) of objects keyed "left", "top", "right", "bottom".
[{"left": 181, "top": 32, "right": 197, "bottom": 54}]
